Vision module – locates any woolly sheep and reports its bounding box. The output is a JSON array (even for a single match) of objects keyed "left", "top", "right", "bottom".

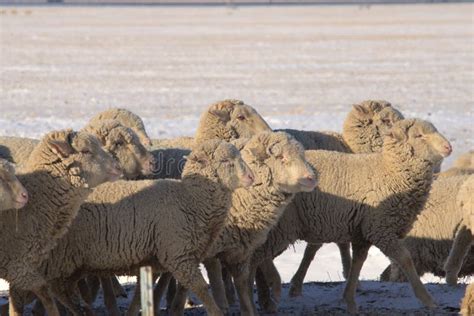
[
  {"left": 252, "top": 119, "right": 452, "bottom": 314},
  {"left": 88, "top": 108, "right": 152, "bottom": 147},
  {"left": 166, "top": 131, "right": 317, "bottom": 315},
  {"left": 0, "top": 159, "right": 28, "bottom": 211},
  {"left": 280, "top": 100, "right": 405, "bottom": 301},
  {"left": 379, "top": 175, "right": 473, "bottom": 285},
  {"left": 150, "top": 136, "right": 195, "bottom": 149},
  {"left": 443, "top": 175, "right": 473, "bottom": 285},
  {"left": 2, "top": 129, "right": 122, "bottom": 316},
  {"left": 31, "top": 140, "right": 254, "bottom": 316}
]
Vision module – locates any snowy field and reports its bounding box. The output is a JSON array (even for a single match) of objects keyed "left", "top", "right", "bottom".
[{"left": 0, "top": 3, "right": 473, "bottom": 314}]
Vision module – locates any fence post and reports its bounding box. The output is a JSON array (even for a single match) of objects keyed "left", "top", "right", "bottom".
[{"left": 140, "top": 266, "right": 154, "bottom": 316}]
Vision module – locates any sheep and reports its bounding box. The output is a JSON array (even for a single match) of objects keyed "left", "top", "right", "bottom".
[
  {"left": 88, "top": 108, "right": 152, "bottom": 147},
  {"left": 437, "top": 150, "right": 474, "bottom": 178},
  {"left": 164, "top": 131, "right": 317, "bottom": 315},
  {"left": 29, "top": 140, "right": 254, "bottom": 316},
  {"left": 443, "top": 175, "right": 473, "bottom": 285},
  {"left": 251, "top": 119, "right": 452, "bottom": 314},
  {"left": 0, "top": 159, "right": 28, "bottom": 211},
  {"left": 278, "top": 100, "right": 405, "bottom": 301},
  {"left": 379, "top": 175, "right": 473, "bottom": 285},
  {"left": 150, "top": 136, "right": 195, "bottom": 149},
  {"left": 1, "top": 129, "right": 122, "bottom": 316}
]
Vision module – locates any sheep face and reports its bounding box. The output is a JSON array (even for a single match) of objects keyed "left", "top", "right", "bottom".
[
  {"left": 243, "top": 132, "right": 317, "bottom": 193},
  {"left": 104, "top": 125, "right": 157, "bottom": 179},
  {"left": 0, "top": 160, "right": 28, "bottom": 211},
  {"left": 45, "top": 130, "right": 122, "bottom": 189},
  {"left": 184, "top": 140, "right": 254, "bottom": 191},
  {"left": 386, "top": 119, "right": 452, "bottom": 164},
  {"left": 454, "top": 150, "right": 474, "bottom": 169},
  {"left": 208, "top": 99, "right": 272, "bottom": 139},
  {"left": 345, "top": 100, "right": 404, "bottom": 152}
]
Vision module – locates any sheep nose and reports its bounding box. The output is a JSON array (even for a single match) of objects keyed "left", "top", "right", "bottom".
[
  {"left": 444, "top": 143, "right": 452, "bottom": 156},
  {"left": 298, "top": 174, "right": 317, "bottom": 189},
  {"left": 21, "top": 191, "right": 28, "bottom": 199}
]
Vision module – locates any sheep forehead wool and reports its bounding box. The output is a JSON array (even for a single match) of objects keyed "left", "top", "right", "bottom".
[
  {"left": 89, "top": 107, "right": 151, "bottom": 146},
  {"left": 242, "top": 131, "right": 305, "bottom": 163},
  {"left": 197, "top": 99, "right": 272, "bottom": 142},
  {"left": 343, "top": 100, "right": 404, "bottom": 153}
]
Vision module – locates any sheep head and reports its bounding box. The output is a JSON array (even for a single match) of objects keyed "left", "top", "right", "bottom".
[
  {"left": 85, "top": 120, "right": 157, "bottom": 179},
  {"left": 343, "top": 100, "right": 404, "bottom": 153},
  {"left": 89, "top": 108, "right": 152, "bottom": 147},
  {"left": 0, "top": 159, "right": 28, "bottom": 211},
  {"left": 242, "top": 131, "right": 317, "bottom": 193},
  {"left": 36, "top": 129, "right": 123, "bottom": 189},
  {"left": 201, "top": 99, "right": 272, "bottom": 141},
  {"left": 384, "top": 119, "right": 452, "bottom": 165},
  {"left": 183, "top": 140, "right": 254, "bottom": 191}
]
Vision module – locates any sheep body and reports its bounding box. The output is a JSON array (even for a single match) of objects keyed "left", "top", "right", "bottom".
[
  {"left": 252, "top": 119, "right": 450, "bottom": 313},
  {"left": 379, "top": 175, "right": 474, "bottom": 284},
  {"left": 35, "top": 140, "right": 252, "bottom": 316},
  {"left": 1, "top": 130, "right": 121, "bottom": 316}
]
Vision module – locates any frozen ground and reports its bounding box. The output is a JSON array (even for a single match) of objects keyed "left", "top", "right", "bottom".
[{"left": 0, "top": 3, "right": 472, "bottom": 314}]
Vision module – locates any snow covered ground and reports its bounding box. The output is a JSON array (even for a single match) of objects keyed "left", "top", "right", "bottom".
[{"left": 0, "top": 3, "right": 472, "bottom": 314}]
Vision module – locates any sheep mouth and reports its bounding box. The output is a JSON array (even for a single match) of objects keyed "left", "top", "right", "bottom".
[
  {"left": 298, "top": 179, "right": 317, "bottom": 191},
  {"left": 13, "top": 200, "right": 28, "bottom": 209}
]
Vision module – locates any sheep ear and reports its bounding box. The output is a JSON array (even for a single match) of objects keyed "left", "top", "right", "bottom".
[
  {"left": 208, "top": 102, "right": 234, "bottom": 122},
  {"left": 48, "top": 133, "right": 75, "bottom": 158},
  {"left": 245, "top": 142, "right": 268, "bottom": 161},
  {"left": 385, "top": 127, "right": 407, "bottom": 142},
  {"left": 186, "top": 154, "right": 208, "bottom": 166},
  {"left": 352, "top": 104, "right": 369, "bottom": 115}
]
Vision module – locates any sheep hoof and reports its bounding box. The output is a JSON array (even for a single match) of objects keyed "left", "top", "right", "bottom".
[
  {"left": 288, "top": 283, "right": 303, "bottom": 297},
  {"left": 261, "top": 299, "right": 278, "bottom": 314}
]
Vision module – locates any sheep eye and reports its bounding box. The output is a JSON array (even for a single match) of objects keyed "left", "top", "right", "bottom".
[
  {"left": 367, "top": 119, "right": 373, "bottom": 124},
  {"left": 81, "top": 149, "right": 91, "bottom": 154},
  {"left": 381, "top": 118, "right": 391, "bottom": 125},
  {"left": 414, "top": 134, "right": 423, "bottom": 138},
  {"left": 220, "top": 159, "right": 229, "bottom": 163},
  {"left": 237, "top": 115, "right": 245, "bottom": 121}
]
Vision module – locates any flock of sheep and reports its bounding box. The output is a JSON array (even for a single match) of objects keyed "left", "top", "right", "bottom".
[{"left": 0, "top": 99, "right": 472, "bottom": 315}]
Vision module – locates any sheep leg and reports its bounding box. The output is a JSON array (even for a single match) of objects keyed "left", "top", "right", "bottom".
[
  {"left": 204, "top": 258, "right": 230, "bottom": 313},
  {"left": 229, "top": 262, "right": 256, "bottom": 316},
  {"left": 255, "top": 265, "right": 275, "bottom": 313},
  {"left": 166, "top": 277, "right": 177, "bottom": 310},
  {"left": 222, "top": 266, "right": 236, "bottom": 305},
  {"left": 289, "top": 243, "right": 321, "bottom": 297},
  {"left": 343, "top": 242, "right": 370, "bottom": 314},
  {"left": 153, "top": 272, "right": 173, "bottom": 314},
  {"left": 260, "top": 259, "right": 282, "bottom": 304},
  {"left": 170, "top": 283, "right": 188, "bottom": 316},
  {"left": 126, "top": 278, "right": 140, "bottom": 316},
  {"left": 170, "top": 262, "right": 223, "bottom": 316},
  {"left": 381, "top": 241, "right": 436, "bottom": 309},
  {"left": 78, "top": 279, "right": 93, "bottom": 307},
  {"left": 50, "top": 281, "right": 91, "bottom": 316},
  {"left": 100, "top": 277, "right": 121, "bottom": 316},
  {"left": 338, "top": 242, "right": 352, "bottom": 280},
  {"left": 34, "top": 287, "right": 60, "bottom": 316},
  {"left": 8, "top": 287, "right": 25, "bottom": 316},
  {"left": 86, "top": 276, "right": 101, "bottom": 304},
  {"left": 444, "top": 226, "right": 472, "bottom": 285},
  {"left": 111, "top": 276, "right": 128, "bottom": 298},
  {"left": 32, "top": 299, "right": 46, "bottom": 316}
]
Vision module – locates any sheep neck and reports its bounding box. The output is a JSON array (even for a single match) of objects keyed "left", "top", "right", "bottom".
[
  {"left": 376, "top": 141, "right": 436, "bottom": 237},
  {"left": 181, "top": 174, "right": 234, "bottom": 258},
  {"left": 0, "top": 152, "right": 89, "bottom": 285}
]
